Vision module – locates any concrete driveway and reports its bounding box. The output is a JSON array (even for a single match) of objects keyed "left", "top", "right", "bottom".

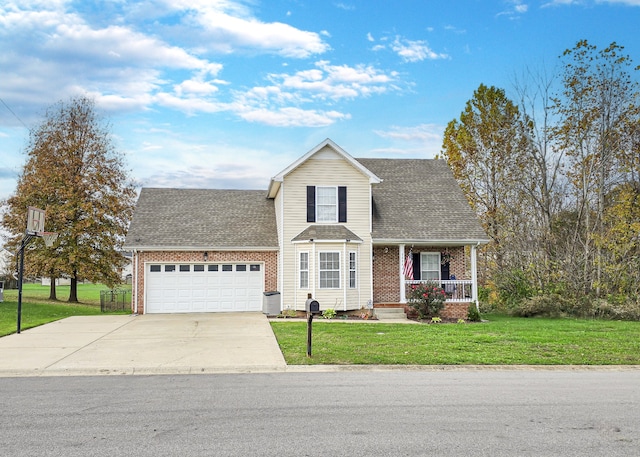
[{"left": 0, "top": 313, "right": 286, "bottom": 377}]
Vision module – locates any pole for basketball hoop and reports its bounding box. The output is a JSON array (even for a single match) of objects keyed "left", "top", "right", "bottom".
[
  {"left": 16, "top": 234, "right": 35, "bottom": 334},
  {"left": 17, "top": 207, "right": 47, "bottom": 334}
]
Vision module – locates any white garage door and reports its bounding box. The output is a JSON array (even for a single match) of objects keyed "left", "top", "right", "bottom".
[{"left": 145, "top": 263, "right": 264, "bottom": 313}]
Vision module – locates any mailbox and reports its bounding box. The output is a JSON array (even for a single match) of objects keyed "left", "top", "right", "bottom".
[{"left": 305, "top": 298, "right": 320, "bottom": 314}]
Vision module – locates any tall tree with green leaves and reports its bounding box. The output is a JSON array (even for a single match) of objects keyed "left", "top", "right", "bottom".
[
  {"left": 442, "top": 84, "right": 528, "bottom": 275},
  {"left": 2, "top": 96, "right": 136, "bottom": 302}
]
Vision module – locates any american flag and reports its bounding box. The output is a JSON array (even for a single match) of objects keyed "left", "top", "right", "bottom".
[{"left": 403, "top": 251, "right": 413, "bottom": 280}]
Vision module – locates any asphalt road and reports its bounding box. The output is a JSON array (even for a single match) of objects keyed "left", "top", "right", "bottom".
[{"left": 1, "top": 370, "right": 638, "bottom": 456}]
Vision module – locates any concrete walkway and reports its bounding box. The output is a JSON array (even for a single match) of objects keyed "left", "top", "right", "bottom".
[{"left": 0, "top": 313, "right": 286, "bottom": 377}]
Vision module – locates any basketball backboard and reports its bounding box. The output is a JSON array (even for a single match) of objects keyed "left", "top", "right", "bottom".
[{"left": 26, "top": 207, "right": 45, "bottom": 235}]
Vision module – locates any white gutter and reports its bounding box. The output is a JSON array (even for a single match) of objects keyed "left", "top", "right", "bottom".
[
  {"left": 373, "top": 239, "right": 489, "bottom": 246},
  {"left": 122, "top": 245, "right": 279, "bottom": 252},
  {"left": 292, "top": 239, "right": 362, "bottom": 244}
]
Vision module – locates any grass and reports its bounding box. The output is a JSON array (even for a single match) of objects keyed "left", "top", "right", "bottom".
[
  {"left": 270, "top": 314, "right": 640, "bottom": 365},
  {"left": 0, "top": 283, "right": 131, "bottom": 336}
]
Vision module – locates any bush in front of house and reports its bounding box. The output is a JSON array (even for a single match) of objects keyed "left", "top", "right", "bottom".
[
  {"left": 407, "top": 281, "right": 446, "bottom": 320},
  {"left": 467, "top": 303, "right": 481, "bottom": 322}
]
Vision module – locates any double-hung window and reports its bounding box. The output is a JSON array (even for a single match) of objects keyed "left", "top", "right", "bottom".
[
  {"left": 299, "top": 252, "right": 309, "bottom": 289},
  {"left": 307, "top": 186, "right": 347, "bottom": 223},
  {"left": 316, "top": 187, "right": 337, "bottom": 222},
  {"left": 319, "top": 252, "right": 340, "bottom": 289},
  {"left": 420, "top": 252, "right": 440, "bottom": 281},
  {"left": 349, "top": 252, "right": 357, "bottom": 288}
]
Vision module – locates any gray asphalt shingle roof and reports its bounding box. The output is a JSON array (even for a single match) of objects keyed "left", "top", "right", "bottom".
[
  {"left": 124, "top": 188, "right": 278, "bottom": 250},
  {"left": 125, "top": 158, "right": 488, "bottom": 250},
  {"left": 292, "top": 225, "right": 362, "bottom": 242},
  {"left": 356, "top": 158, "right": 489, "bottom": 242}
]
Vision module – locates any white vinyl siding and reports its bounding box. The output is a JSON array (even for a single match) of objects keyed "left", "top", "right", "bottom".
[
  {"left": 319, "top": 252, "right": 340, "bottom": 289},
  {"left": 278, "top": 146, "right": 374, "bottom": 310},
  {"left": 421, "top": 252, "right": 440, "bottom": 280},
  {"left": 299, "top": 252, "right": 309, "bottom": 289},
  {"left": 316, "top": 186, "right": 337, "bottom": 222}
]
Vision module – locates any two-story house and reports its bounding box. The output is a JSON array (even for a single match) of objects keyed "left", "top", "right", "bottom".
[{"left": 124, "top": 139, "right": 489, "bottom": 318}]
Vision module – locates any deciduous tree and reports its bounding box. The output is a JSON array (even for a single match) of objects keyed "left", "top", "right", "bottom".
[
  {"left": 442, "top": 84, "right": 528, "bottom": 275},
  {"left": 2, "top": 97, "right": 136, "bottom": 302}
]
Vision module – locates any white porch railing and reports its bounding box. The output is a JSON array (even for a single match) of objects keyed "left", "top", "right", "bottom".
[{"left": 406, "top": 279, "right": 474, "bottom": 303}]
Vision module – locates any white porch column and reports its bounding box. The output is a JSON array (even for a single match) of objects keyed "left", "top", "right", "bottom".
[
  {"left": 399, "top": 244, "right": 406, "bottom": 303},
  {"left": 471, "top": 244, "right": 479, "bottom": 310}
]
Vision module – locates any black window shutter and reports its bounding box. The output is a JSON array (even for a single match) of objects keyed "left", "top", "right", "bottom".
[
  {"left": 306, "top": 186, "right": 316, "bottom": 222},
  {"left": 338, "top": 186, "right": 347, "bottom": 223},
  {"left": 440, "top": 259, "right": 450, "bottom": 280},
  {"left": 412, "top": 253, "right": 420, "bottom": 280}
]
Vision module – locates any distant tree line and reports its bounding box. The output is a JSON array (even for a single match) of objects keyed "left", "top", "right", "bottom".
[{"left": 442, "top": 40, "right": 640, "bottom": 319}]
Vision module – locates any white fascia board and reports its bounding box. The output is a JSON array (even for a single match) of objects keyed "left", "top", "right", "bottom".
[
  {"left": 372, "top": 239, "right": 490, "bottom": 246},
  {"left": 266, "top": 179, "right": 282, "bottom": 199},
  {"left": 122, "top": 245, "right": 279, "bottom": 252},
  {"left": 268, "top": 139, "right": 381, "bottom": 191},
  {"left": 292, "top": 239, "right": 363, "bottom": 244}
]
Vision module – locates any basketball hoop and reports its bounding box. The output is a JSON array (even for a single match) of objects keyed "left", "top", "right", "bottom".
[{"left": 41, "top": 232, "right": 59, "bottom": 248}]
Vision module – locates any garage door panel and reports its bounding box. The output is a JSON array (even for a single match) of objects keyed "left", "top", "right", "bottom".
[{"left": 146, "top": 263, "right": 264, "bottom": 314}]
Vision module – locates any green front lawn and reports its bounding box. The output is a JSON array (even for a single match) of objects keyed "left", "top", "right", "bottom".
[
  {"left": 270, "top": 314, "right": 640, "bottom": 365},
  {"left": 0, "top": 283, "right": 131, "bottom": 336}
]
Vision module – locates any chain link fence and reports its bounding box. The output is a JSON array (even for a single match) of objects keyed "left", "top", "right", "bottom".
[{"left": 100, "top": 289, "right": 131, "bottom": 312}]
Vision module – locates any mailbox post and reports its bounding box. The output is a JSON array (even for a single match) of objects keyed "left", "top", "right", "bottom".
[{"left": 305, "top": 295, "right": 320, "bottom": 357}]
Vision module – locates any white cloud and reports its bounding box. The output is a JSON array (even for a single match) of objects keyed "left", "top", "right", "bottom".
[
  {"left": 374, "top": 124, "right": 445, "bottom": 158},
  {"left": 238, "top": 107, "right": 350, "bottom": 127},
  {"left": 267, "top": 61, "right": 398, "bottom": 101},
  {"left": 498, "top": 0, "right": 530, "bottom": 16},
  {"left": 391, "top": 37, "right": 449, "bottom": 62},
  {"left": 158, "top": 0, "right": 330, "bottom": 58}
]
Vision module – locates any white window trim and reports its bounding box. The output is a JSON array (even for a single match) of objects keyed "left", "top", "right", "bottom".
[
  {"left": 299, "top": 251, "right": 309, "bottom": 289},
  {"left": 349, "top": 251, "right": 357, "bottom": 289},
  {"left": 316, "top": 186, "right": 338, "bottom": 223},
  {"left": 319, "top": 251, "right": 340, "bottom": 289},
  {"left": 420, "top": 252, "right": 441, "bottom": 281}
]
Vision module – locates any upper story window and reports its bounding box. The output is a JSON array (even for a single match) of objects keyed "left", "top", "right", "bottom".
[
  {"left": 307, "top": 186, "right": 347, "bottom": 223},
  {"left": 316, "top": 187, "right": 337, "bottom": 222}
]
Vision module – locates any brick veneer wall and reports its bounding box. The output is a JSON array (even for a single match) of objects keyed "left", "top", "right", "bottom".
[
  {"left": 372, "top": 246, "right": 401, "bottom": 303},
  {"left": 132, "top": 250, "right": 278, "bottom": 314},
  {"left": 372, "top": 245, "right": 471, "bottom": 320}
]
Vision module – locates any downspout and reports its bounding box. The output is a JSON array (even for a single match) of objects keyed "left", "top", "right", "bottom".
[
  {"left": 368, "top": 184, "right": 374, "bottom": 310},
  {"left": 278, "top": 184, "right": 284, "bottom": 299},
  {"left": 132, "top": 249, "right": 138, "bottom": 314},
  {"left": 343, "top": 242, "right": 347, "bottom": 311},
  {"left": 399, "top": 244, "right": 406, "bottom": 304},
  {"left": 293, "top": 243, "right": 297, "bottom": 312}
]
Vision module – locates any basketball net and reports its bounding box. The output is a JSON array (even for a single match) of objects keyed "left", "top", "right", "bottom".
[{"left": 41, "top": 232, "right": 59, "bottom": 248}]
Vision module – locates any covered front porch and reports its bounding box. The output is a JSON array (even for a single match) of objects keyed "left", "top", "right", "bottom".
[
  {"left": 371, "top": 243, "right": 481, "bottom": 319},
  {"left": 398, "top": 243, "right": 480, "bottom": 307}
]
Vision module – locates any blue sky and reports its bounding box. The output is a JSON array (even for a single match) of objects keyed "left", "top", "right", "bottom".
[{"left": 1, "top": 0, "right": 639, "bottom": 203}]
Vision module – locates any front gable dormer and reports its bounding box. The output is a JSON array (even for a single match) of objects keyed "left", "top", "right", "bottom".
[
  {"left": 267, "top": 138, "right": 380, "bottom": 310},
  {"left": 267, "top": 138, "right": 381, "bottom": 199}
]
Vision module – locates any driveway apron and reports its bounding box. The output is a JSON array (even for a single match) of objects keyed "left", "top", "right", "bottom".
[{"left": 0, "top": 313, "right": 286, "bottom": 377}]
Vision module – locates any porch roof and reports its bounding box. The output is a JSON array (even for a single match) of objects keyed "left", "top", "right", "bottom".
[
  {"left": 356, "top": 158, "right": 489, "bottom": 244},
  {"left": 292, "top": 224, "right": 362, "bottom": 243}
]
